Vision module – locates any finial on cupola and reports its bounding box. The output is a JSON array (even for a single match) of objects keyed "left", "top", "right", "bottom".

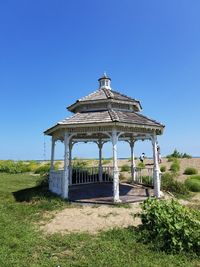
[{"left": 98, "top": 72, "right": 111, "bottom": 90}]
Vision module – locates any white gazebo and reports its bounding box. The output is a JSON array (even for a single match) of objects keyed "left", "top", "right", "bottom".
[{"left": 44, "top": 74, "right": 164, "bottom": 203}]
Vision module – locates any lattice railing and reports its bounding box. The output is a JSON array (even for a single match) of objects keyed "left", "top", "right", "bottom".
[
  {"left": 133, "top": 167, "right": 154, "bottom": 186},
  {"left": 49, "top": 167, "right": 155, "bottom": 192},
  {"left": 71, "top": 166, "right": 113, "bottom": 185}
]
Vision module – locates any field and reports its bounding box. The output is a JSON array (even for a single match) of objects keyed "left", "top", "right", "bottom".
[{"left": 0, "top": 172, "right": 200, "bottom": 267}]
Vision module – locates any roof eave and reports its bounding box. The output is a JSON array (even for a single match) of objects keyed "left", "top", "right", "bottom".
[
  {"left": 67, "top": 99, "right": 142, "bottom": 112},
  {"left": 44, "top": 121, "right": 164, "bottom": 136}
]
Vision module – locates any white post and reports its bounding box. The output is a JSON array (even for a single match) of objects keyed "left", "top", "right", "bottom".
[
  {"left": 69, "top": 142, "right": 73, "bottom": 185},
  {"left": 112, "top": 130, "right": 121, "bottom": 203},
  {"left": 98, "top": 140, "right": 103, "bottom": 183},
  {"left": 152, "top": 135, "right": 161, "bottom": 198},
  {"left": 130, "top": 140, "right": 136, "bottom": 182},
  {"left": 50, "top": 137, "right": 55, "bottom": 171},
  {"left": 63, "top": 132, "right": 69, "bottom": 199}
]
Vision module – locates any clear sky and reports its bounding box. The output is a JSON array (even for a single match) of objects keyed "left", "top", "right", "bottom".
[{"left": 0, "top": 0, "right": 200, "bottom": 160}]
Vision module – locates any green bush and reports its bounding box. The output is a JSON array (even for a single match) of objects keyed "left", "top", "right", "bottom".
[
  {"left": 0, "top": 160, "right": 33, "bottom": 174},
  {"left": 137, "top": 198, "right": 200, "bottom": 254},
  {"left": 137, "top": 162, "right": 145, "bottom": 169},
  {"left": 141, "top": 175, "right": 153, "bottom": 186},
  {"left": 34, "top": 164, "right": 51, "bottom": 175},
  {"left": 102, "top": 159, "right": 111, "bottom": 165},
  {"left": 182, "top": 153, "right": 192, "bottom": 159},
  {"left": 184, "top": 167, "right": 198, "bottom": 175},
  {"left": 167, "top": 149, "right": 192, "bottom": 159},
  {"left": 121, "top": 164, "right": 130, "bottom": 172},
  {"left": 160, "top": 165, "right": 166, "bottom": 173},
  {"left": 36, "top": 175, "right": 49, "bottom": 187},
  {"left": 161, "top": 172, "right": 189, "bottom": 196},
  {"left": 73, "top": 160, "right": 88, "bottom": 169},
  {"left": 170, "top": 160, "right": 180, "bottom": 173},
  {"left": 119, "top": 173, "right": 126, "bottom": 181},
  {"left": 185, "top": 175, "right": 200, "bottom": 192},
  {"left": 167, "top": 157, "right": 174, "bottom": 162}
]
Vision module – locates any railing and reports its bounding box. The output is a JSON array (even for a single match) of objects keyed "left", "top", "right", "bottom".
[
  {"left": 49, "top": 167, "right": 155, "bottom": 195},
  {"left": 133, "top": 167, "right": 154, "bottom": 187},
  {"left": 71, "top": 166, "right": 113, "bottom": 185}
]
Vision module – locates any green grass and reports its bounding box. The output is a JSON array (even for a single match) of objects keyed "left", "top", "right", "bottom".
[
  {"left": 0, "top": 173, "right": 199, "bottom": 267},
  {"left": 184, "top": 167, "right": 198, "bottom": 175},
  {"left": 185, "top": 175, "right": 200, "bottom": 192},
  {"left": 121, "top": 164, "right": 130, "bottom": 172},
  {"left": 161, "top": 172, "right": 190, "bottom": 198},
  {"left": 160, "top": 165, "right": 166, "bottom": 173}
]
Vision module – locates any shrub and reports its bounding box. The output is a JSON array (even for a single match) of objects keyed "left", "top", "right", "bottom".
[
  {"left": 26, "top": 161, "right": 40, "bottom": 172},
  {"left": 160, "top": 165, "right": 166, "bottom": 173},
  {"left": 167, "top": 157, "right": 174, "bottom": 162},
  {"left": 167, "top": 149, "right": 182, "bottom": 158},
  {"left": 137, "top": 198, "right": 200, "bottom": 255},
  {"left": 184, "top": 167, "right": 198, "bottom": 175},
  {"left": 167, "top": 149, "right": 192, "bottom": 159},
  {"left": 137, "top": 162, "right": 145, "bottom": 169},
  {"left": 119, "top": 173, "right": 126, "bottom": 181},
  {"left": 161, "top": 172, "right": 189, "bottom": 196},
  {"left": 102, "top": 158, "right": 111, "bottom": 165},
  {"left": 121, "top": 164, "right": 130, "bottom": 172},
  {"left": 34, "top": 164, "right": 51, "bottom": 175},
  {"left": 141, "top": 175, "right": 153, "bottom": 186},
  {"left": 0, "top": 160, "right": 33, "bottom": 174},
  {"left": 36, "top": 175, "right": 49, "bottom": 187},
  {"left": 182, "top": 153, "right": 192, "bottom": 159},
  {"left": 73, "top": 160, "right": 88, "bottom": 169},
  {"left": 185, "top": 176, "right": 200, "bottom": 192},
  {"left": 170, "top": 160, "right": 180, "bottom": 173}
]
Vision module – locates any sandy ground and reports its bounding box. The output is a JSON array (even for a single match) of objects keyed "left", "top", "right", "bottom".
[
  {"left": 41, "top": 158, "right": 200, "bottom": 235},
  {"left": 41, "top": 203, "right": 141, "bottom": 234},
  {"left": 58, "top": 157, "right": 200, "bottom": 182},
  {"left": 106, "top": 158, "right": 200, "bottom": 182},
  {"left": 117, "top": 158, "right": 200, "bottom": 182}
]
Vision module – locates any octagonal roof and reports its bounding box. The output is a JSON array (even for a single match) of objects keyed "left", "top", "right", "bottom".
[{"left": 44, "top": 75, "right": 164, "bottom": 136}]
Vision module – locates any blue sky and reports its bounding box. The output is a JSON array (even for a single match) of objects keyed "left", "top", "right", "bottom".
[{"left": 0, "top": 0, "right": 200, "bottom": 160}]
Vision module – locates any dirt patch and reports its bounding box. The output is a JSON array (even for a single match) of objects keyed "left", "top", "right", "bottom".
[
  {"left": 179, "top": 192, "right": 200, "bottom": 208},
  {"left": 40, "top": 203, "right": 141, "bottom": 234}
]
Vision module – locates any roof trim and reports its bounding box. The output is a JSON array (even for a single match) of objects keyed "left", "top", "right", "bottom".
[
  {"left": 44, "top": 117, "right": 164, "bottom": 136},
  {"left": 67, "top": 98, "right": 142, "bottom": 112}
]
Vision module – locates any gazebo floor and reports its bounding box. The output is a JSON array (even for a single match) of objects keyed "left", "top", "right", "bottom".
[{"left": 68, "top": 182, "right": 154, "bottom": 204}]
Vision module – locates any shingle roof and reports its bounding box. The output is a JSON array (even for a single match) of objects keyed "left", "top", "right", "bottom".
[
  {"left": 77, "top": 88, "right": 140, "bottom": 104},
  {"left": 58, "top": 109, "right": 163, "bottom": 127},
  {"left": 59, "top": 110, "right": 112, "bottom": 125}
]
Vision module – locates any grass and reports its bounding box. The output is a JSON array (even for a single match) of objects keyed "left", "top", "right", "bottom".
[
  {"left": 121, "top": 164, "right": 130, "bottom": 172},
  {"left": 184, "top": 167, "right": 198, "bottom": 175},
  {"left": 170, "top": 160, "right": 180, "bottom": 173},
  {"left": 160, "top": 165, "right": 166, "bottom": 173},
  {"left": 185, "top": 175, "right": 200, "bottom": 192},
  {"left": 0, "top": 173, "right": 199, "bottom": 266},
  {"left": 161, "top": 172, "right": 190, "bottom": 198}
]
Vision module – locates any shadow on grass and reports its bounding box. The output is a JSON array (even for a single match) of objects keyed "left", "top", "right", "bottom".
[{"left": 12, "top": 185, "right": 59, "bottom": 202}]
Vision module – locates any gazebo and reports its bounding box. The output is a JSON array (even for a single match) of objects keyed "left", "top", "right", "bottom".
[{"left": 44, "top": 74, "right": 164, "bottom": 203}]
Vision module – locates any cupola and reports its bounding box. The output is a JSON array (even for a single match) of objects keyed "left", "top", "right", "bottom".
[{"left": 98, "top": 73, "right": 111, "bottom": 90}]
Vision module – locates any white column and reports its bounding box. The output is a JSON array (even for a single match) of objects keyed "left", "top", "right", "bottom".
[
  {"left": 50, "top": 137, "right": 55, "bottom": 171},
  {"left": 112, "top": 130, "right": 121, "bottom": 203},
  {"left": 69, "top": 142, "right": 73, "bottom": 185},
  {"left": 98, "top": 140, "right": 103, "bottom": 183},
  {"left": 63, "top": 132, "right": 70, "bottom": 199},
  {"left": 152, "top": 135, "right": 161, "bottom": 198},
  {"left": 130, "top": 140, "right": 136, "bottom": 182}
]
